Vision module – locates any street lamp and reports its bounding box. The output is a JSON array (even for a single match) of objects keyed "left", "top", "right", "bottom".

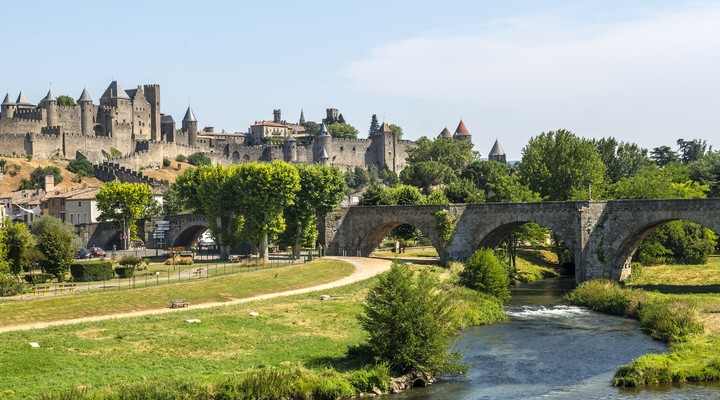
[{"left": 156, "top": 271, "right": 160, "bottom": 285}]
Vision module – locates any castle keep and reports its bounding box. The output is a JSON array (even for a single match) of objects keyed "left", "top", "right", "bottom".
[{"left": 0, "top": 81, "right": 485, "bottom": 173}]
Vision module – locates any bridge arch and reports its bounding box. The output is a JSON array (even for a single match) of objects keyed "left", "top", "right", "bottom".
[{"left": 171, "top": 224, "right": 209, "bottom": 248}]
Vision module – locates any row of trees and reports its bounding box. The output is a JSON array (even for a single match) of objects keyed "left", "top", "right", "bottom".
[{"left": 173, "top": 162, "right": 346, "bottom": 260}]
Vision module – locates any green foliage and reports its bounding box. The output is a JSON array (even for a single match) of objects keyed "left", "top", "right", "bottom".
[
  {"left": 19, "top": 166, "right": 64, "bottom": 190},
  {"left": 96, "top": 181, "right": 154, "bottom": 243},
  {"left": 368, "top": 114, "right": 380, "bottom": 137},
  {"left": 400, "top": 161, "right": 456, "bottom": 194},
  {"left": 434, "top": 210, "right": 458, "bottom": 248},
  {"left": 118, "top": 256, "right": 143, "bottom": 268},
  {"left": 688, "top": 150, "right": 720, "bottom": 197},
  {"left": 66, "top": 158, "right": 94, "bottom": 178},
  {"left": 302, "top": 121, "right": 321, "bottom": 136},
  {"left": 348, "top": 364, "right": 390, "bottom": 393},
  {"left": 425, "top": 189, "right": 450, "bottom": 204},
  {"left": 56, "top": 95, "right": 76, "bottom": 107},
  {"left": 445, "top": 285, "right": 508, "bottom": 329},
  {"left": 390, "top": 184, "right": 424, "bottom": 205},
  {"left": 175, "top": 154, "right": 188, "bottom": 163},
  {"left": 162, "top": 157, "right": 171, "bottom": 167},
  {"left": 23, "top": 273, "right": 54, "bottom": 284},
  {"left": 443, "top": 179, "right": 484, "bottom": 203},
  {"left": 650, "top": 145, "right": 678, "bottom": 167},
  {"left": 566, "top": 279, "right": 631, "bottom": 315},
  {"left": 608, "top": 164, "right": 708, "bottom": 200},
  {"left": 594, "top": 137, "right": 651, "bottom": 183},
  {"left": 70, "top": 262, "right": 114, "bottom": 282},
  {"left": 388, "top": 123, "right": 403, "bottom": 140},
  {"left": 359, "top": 263, "right": 462, "bottom": 375},
  {"left": 30, "top": 216, "right": 80, "bottom": 279},
  {"left": 676, "top": 138, "right": 708, "bottom": 164},
  {"left": 4, "top": 219, "right": 35, "bottom": 274},
  {"left": 637, "top": 298, "right": 704, "bottom": 342},
  {"left": 462, "top": 160, "right": 540, "bottom": 202},
  {"left": 0, "top": 273, "right": 23, "bottom": 296},
  {"left": 109, "top": 147, "right": 123, "bottom": 158},
  {"left": 327, "top": 122, "right": 359, "bottom": 139},
  {"left": 114, "top": 266, "right": 135, "bottom": 278},
  {"left": 188, "top": 152, "right": 212, "bottom": 166},
  {"left": 459, "top": 249, "right": 511, "bottom": 302},
  {"left": 636, "top": 221, "right": 718, "bottom": 265},
  {"left": 407, "top": 136, "right": 478, "bottom": 173},
  {"left": 358, "top": 183, "right": 393, "bottom": 205},
  {"left": 519, "top": 129, "right": 606, "bottom": 200}
]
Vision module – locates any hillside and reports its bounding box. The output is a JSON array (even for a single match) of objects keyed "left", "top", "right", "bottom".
[
  {"left": 140, "top": 160, "right": 192, "bottom": 184},
  {"left": 0, "top": 157, "right": 104, "bottom": 194}
]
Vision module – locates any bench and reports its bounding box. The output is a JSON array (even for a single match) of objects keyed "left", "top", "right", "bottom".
[
  {"left": 229, "top": 255, "right": 249, "bottom": 263},
  {"left": 33, "top": 286, "right": 50, "bottom": 297},
  {"left": 171, "top": 299, "right": 189, "bottom": 308},
  {"left": 57, "top": 284, "right": 77, "bottom": 294},
  {"left": 192, "top": 267, "right": 204, "bottom": 277}
]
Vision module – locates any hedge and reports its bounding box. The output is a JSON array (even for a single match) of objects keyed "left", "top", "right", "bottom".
[
  {"left": 114, "top": 266, "right": 135, "bottom": 279},
  {"left": 24, "top": 273, "right": 55, "bottom": 284},
  {"left": 71, "top": 262, "right": 114, "bottom": 282}
]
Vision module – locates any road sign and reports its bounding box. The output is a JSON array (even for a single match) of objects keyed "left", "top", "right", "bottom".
[
  {"left": 153, "top": 232, "right": 165, "bottom": 239},
  {"left": 156, "top": 226, "right": 171, "bottom": 231},
  {"left": 156, "top": 221, "right": 170, "bottom": 226}
]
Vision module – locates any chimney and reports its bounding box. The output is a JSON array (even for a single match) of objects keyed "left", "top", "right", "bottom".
[{"left": 44, "top": 175, "right": 55, "bottom": 192}]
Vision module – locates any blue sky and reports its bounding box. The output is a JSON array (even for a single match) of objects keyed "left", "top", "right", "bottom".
[{"left": 3, "top": 0, "right": 719, "bottom": 160}]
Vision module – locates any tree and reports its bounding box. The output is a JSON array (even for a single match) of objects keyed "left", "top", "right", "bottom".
[
  {"left": 518, "top": 129, "right": 606, "bottom": 201},
  {"left": 607, "top": 165, "right": 708, "bottom": 200},
  {"left": 676, "top": 138, "right": 708, "bottom": 164},
  {"left": 399, "top": 161, "right": 456, "bottom": 195},
  {"left": 95, "top": 181, "right": 154, "bottom": 250},
  {"left": 636, "top": 221, "right": 718, "bottom": 265},
  {"left": 459, "top": 248, "right": 510, "bottom": 302},
  {"left": 67, "top": 158, "right": 94, "bottom": 179},
  {"left": 650, "top": 146, "right": 679, "bottom": 167},
  {"left": 187, "top": 152, "right": 212, "bottom": 166},
  {"left": 594, "top": 137, "right": 651, "bottom": 183},
  {"left": 0, "top": 229, "right": 9, "bottom": 274},
  {"left": 443, "top": 179, "right": 485, "bottom": 204},
  {"left": 425, "top": 189, "right": 450, "bottom": 205},
  {"left": 30, "top": 216, "right": 80, "bottom": 279},
  {"left": 282, "top": 164, "right": 346, "bottom": 258},
  {"left": 407, "top": 136, "right": 478, "bottom": 173},
  {"left": 161, "top": 185, "right": 188, "bottom": 216},
  {"left": 302, "top": 121, "right": 321, "bottom": 136},
  {"left": 4, "top": 220, "right": 35, "bottom": 274},
  {"left": 368, "top": 114, "right": 380, "bottom": 138},
  {"left": 389, "top": 124, "right": 403, "bottom": 141},
  {"left": 19, "top": 166, "right": 64, "bottom": 190},
  {"left": 327, "top": 122, "right": 359, "bottom": 139},
  {"left": 390, "top": 184, "right": 424, "bottom": 205},
  {"left": 57, "top": 95, "right": 76, "bottom": 107},
  {"left": 688, "top": 151, "right": 720, "bottom": 197},
  {"left": 359, "top": 262, "right": 461, "bottom": 375},
  {"left": 359, "top": 183, "right": 394, "bottom": 205}
]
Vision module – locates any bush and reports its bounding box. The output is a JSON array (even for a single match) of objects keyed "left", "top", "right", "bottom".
[
  {"left": 114, "top": 266, "right": 135, "bottom": 279},
  {"left": 175, "top": 154, "right": 187, "bottom": 163},
  {"left": 164, "top": 256, "right": 193, "bottom": 265},
  {"left": 118, "top": 256, "right": 142, "bottom": 268},
  {"left": 566, "top": 279, "right": 630, "bottom": 315},
  {"left": 445, "top": 285, "right": 508, "bottom": 329},
  {"left": 23, "top": 273, "right": 54, "bottom": 284},
  {"left": 162, "top": 157, "right": 171, "bottom": 167},
  {"left": 0, "top": 274, "right": 24, "bottom": 296},
  {"left": 187, "top": 152, "right": 211, "bottom": 166},
  {"left": 637, "top": 298, "right": 704, "bottom": 342},
  {"left": 347, "top": 364, "right": 390, "bottom": 393},
  {"left": 70, "top": 262, "right": 114, "bottom": 282},
  {"left": 459, "top": 248, "right": 511, "bottom": 302},
  {"left": 67, "top": 158, "right": 94, "bottom": 178}
]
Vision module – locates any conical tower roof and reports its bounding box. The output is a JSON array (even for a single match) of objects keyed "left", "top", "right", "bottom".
[
  {"left": 78, "top": 88, "right": 93, "bottom": 103},
  {"left": 320, "top": 147, "right": 329, "bottom": 159},
  {"left": 2, "top": 93, "right": 14, "bottom": 106},
  {"left": 15, "top": 90, "right": 33, "bottom": 106},
  {"left": 438, "top": 127, "right": 452, "bottom": 139},
  {"left": 284, "top": 134, "right": 297, "bottom": 142},
  {"left": 380, "top": 122, "right": 392, "bottom": 134},
  {"left": 488, "top": 139, "right": 506, "bottom": 156},
  {"left": 317, "top": 123, "right": 330, "bottom": 137},
  {"left": 42, "top": 89, "right": 57, "bottom": 102},
  {"left": 182, "top": 106, "right": 197, "bottom": 123},
  {"left": 454, "top": 119, "right": 471, "bottom": 137},
  {"left": 299, "top": 109, "right": 305, "bottom": 124},
  {"left": 100, "top": 81, "right": 130, "bottom": 100}
]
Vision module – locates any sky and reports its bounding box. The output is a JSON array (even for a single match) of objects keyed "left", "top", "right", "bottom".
[{"left": 2, "top": 0, "right": 719, "bottom": 160}]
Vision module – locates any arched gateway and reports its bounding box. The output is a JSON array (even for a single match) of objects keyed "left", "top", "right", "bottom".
[{"left": 320, "top": 199, "right": 720, "bottom": 283}]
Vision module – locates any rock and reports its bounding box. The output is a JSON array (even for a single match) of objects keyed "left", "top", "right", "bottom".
[
  {"left": 319, "top": 295, "right": 331, "bottom": 300},
  {"left": 389, "top": 371, "right": 436, "bottom": 393},
  {"left": 184, "top": 319, "right": 201, "bottom": 323},
  {"left": 371, "top": 386, "right": 383, "bottom": 396},
  {"left": 249, "top": 312, "right": 259, "bottom": 317}
]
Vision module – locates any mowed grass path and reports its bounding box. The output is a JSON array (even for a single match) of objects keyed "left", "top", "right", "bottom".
[
  {"left": 0, "top": 259, "right": 354, "bottom": 329},
  {"left": 0, "top": 270, "right": 374, "bottom": 399}
]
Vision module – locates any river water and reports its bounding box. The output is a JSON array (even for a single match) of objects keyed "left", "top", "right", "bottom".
[{"left": 394, "top": 278, "right": 720, "bottom": 399}]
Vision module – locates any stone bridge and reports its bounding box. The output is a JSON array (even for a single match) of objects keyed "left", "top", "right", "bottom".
[{"left": 320, "top": 199, "right": 720, "bottom": 282}]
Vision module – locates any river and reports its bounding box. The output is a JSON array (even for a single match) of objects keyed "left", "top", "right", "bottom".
[{"left": 394, "top": 277, "right": 720, "bottom": 399}]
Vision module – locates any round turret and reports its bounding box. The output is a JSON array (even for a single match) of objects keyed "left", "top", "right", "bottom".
[
  {"left": 1, "top": 93, "right": 15, "bottom": 119},
  {"left": 182, "top": 106, "right": 198, "bottom": 146},
  {"left": 43, "top": 90, "right": 58, "bottom": 127},
  {"left": 283, "top": 134, "right": 297, "bottom": 162},
  {"left": 78, "top": 88, "right": 93, "bottom": 136},
  {"left": 314, "top": 123, "right": 332, "bottom": 163}
]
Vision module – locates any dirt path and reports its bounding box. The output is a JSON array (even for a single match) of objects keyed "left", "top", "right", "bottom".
[{"left": 0, "top": 257, "right": 390, "bottom": 334}]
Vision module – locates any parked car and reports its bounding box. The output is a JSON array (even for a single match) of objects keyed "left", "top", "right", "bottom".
[
  {"left": 89, "top": 246, "right": 106, "bottom": 257},
  {"left": 76, "top": 248, "right": 91, "bottom": 259}
]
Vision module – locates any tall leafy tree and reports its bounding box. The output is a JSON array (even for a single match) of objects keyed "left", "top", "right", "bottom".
[
  {"left": 407, "top": 136, "right": 478, "bottom": 173},
  {"left": 19, "top": 166, "right": 64, "bottom": 190},
  {"left": 57, "top": 95, "right": 76, "bottom": 107},
  {"left": 282, "top": 164, "right": 346, "bottom": 257},
  {"left": 327, "top": 122, "right": 359, "bottom": 139},
  {"left": 459, "top": 248, "right": 511, "bottom": 302},
  {"left": 594, "top": 137, "right": 651, "bottom": 183},
  {"left": 95, "top": 181, "right": 154, "bottom": 249},
  {"left": 650, "top": 146, "right": 679, "bottom": 167},
  {"left": 399, "top": 161, "right": 455, "bottom": 195},
  {"left": 4, "top": 220, "right": 35, "bottom": 274},
  {"left": 443, "top": 179, "right": 485, "bottom": 204},
  {"left": 30, "top": 216, "right": 80, "bottom": 279},
  {"left": 368, "top": 114, "right": 380, "bottom": 137},
  {"left": 607, "top": 165, "right": 708, "bottom": 200},
  {"left": 518, "top": 129, "right": 606, "bottom": 201},
  {"left": 194, "top": 165, "right": 243, "bottom": 258},
  {"left": 688, "top": 151, "right": 720, "bottom": 197},
  {"left": 389, "top": 123, "right": 404, "bottom": 140},
  {"left": 677, "top": 138, "right": 708, "bottom": 164}
]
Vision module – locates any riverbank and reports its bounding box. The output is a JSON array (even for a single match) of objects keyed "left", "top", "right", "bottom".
[{"left": 567, "top": 256, "right": 720, "bottom": 386}]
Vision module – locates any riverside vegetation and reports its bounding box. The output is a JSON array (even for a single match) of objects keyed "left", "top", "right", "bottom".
[
  {"left": 567, "top": 256, "right": 720, "bottom": 386},
  {"left": 0, "top": 254, "right": 518, "bottom": 399}
]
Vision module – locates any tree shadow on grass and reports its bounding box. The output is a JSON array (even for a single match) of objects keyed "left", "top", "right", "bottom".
[
  {"left": 304, "top": 343, "right": 374, "bottom": 371},
  {"left": 630, "top": 283, "right": 720, "bottom": 295},
  {"left": 516, "top": 248, "right": 559, "bottom": 270}
]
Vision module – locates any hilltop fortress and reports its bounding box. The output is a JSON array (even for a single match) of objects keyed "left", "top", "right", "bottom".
[{"left": 0, "top": 81, "right": 491, "bottom": 174}]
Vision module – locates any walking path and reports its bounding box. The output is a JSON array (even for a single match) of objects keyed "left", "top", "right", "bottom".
[{"left": 0, "top": 257, "right": 391, "bottom": 334}]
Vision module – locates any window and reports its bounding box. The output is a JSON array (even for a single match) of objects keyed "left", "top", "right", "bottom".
[
  {"left": 60, "top": 198, "right": 65, "bottom": 205},
  {"left": 78, "top": 201, "right": 81, "bottom": 207}
]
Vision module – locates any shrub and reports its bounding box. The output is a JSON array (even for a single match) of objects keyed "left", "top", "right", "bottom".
[
  {"left": 162, "top": 157, "right": 171, "bottom": 167},
  {"left": 347, "top": 364, "right": 390, "bottom": 393},
  {"left": 175, "top": 154, "right": 187, "bottom": 163},
  {"left": 70, "top": 262, "right": 114, "bottom": 282},
  {"left": 164, "top": 256, "right": 193, "bottom": 265},
  {"left": 23, "top": 273, "right": 54, "bottom": 284},
  {"left": 637, "top": 298, "right": 704, "bottom": 342},
  {"left": 187, "top": 152, "right": 211, "bottom": 166},
  {"left": 459, "top": 248, "right": 511, "bottom": 302},
  {"left": 0, "top": 274, "right": 24, "bottom": 296},
  {"left": 215, "top": 367, "right": 304, "bottom": 400},
  {"left": 67, "top": 158, "right": 94, "bottom": 178},
  {"left": 118, "top": 256, "right": 142, "bottom": 268},
  {"left": 445, "top": 285, "right": 507, "bottom": 329},
  {"left": 114, "top": 266, "right": 135, "bottom": 279},
  {"left": 566, "top": 279, "right": 630, "bottom": 316}
]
